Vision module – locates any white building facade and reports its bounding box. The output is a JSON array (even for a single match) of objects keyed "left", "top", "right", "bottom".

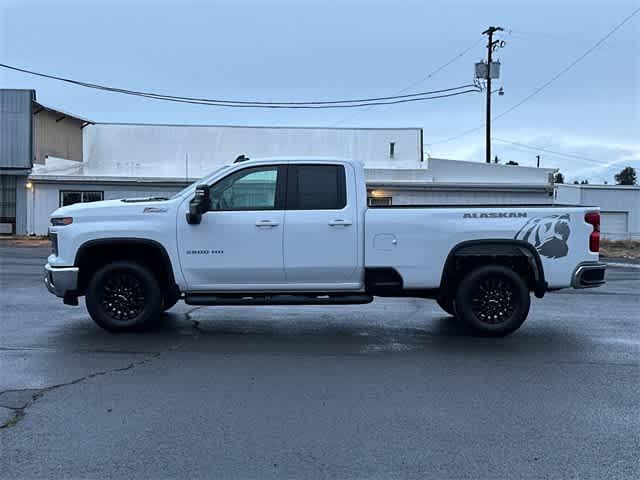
[
  {"left": 26, "top": 123, "right": 557, "bottom": 235},
  {"left": 555, "top": 184, "right": 640, "bottom": 240}
]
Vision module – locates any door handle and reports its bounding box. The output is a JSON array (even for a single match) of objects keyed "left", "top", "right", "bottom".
[
  {"left": 328, "top": 219, "right": 352, "bottom": 227},
  {"left": 255, "top": 220, "right": 279, "bottom": 227}
]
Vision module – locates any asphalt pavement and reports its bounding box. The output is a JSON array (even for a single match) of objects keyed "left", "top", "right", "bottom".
[{"left": 0, "top": 244, "right": 638, "bottom": 479}]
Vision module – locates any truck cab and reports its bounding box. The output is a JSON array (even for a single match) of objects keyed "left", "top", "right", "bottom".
[{"left": 179, "top": 158, "right": 367, "bottom": 291}]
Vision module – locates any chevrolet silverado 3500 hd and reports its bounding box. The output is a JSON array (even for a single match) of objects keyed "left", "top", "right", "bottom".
[{"left": 44, "top": 157, "right": 606, "bottom": 336}]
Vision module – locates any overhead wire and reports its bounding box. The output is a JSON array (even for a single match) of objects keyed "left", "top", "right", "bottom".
[
  {"left": 492, "top": 137, "right": 605, "bottom": 166},
  {"left": 429, "top": 6, "right": 640, "bottom": 146},
  {"left": 0, "top": 62, "right": 479, "bottom": 108},
  {"left": 331, "top": 38, "right": 484, "bottom": 125}
]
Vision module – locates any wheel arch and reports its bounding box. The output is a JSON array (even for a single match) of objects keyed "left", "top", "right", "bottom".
[
  {"left": 440, "top": 239, "right": 547, "bottom": 298},
  {"left": 74, "top": 238, "right": 177, "bottom": 295}
]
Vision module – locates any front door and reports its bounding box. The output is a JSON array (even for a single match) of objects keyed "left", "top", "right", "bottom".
[{"left": 178, "top": 165, "right": 286, "bottom": 290}]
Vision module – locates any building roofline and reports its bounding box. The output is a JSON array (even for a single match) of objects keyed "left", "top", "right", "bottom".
[
  {"left": 1, "top": 88, "right": 36, "bottom": 94},
  {"left": 28, "top": 174, "right": 194, "bottom": 186},
  {"left": 28, "top": 173, "right": 555, "bottom": 192},
  {"left": 91, "top": 122, "right": 423, "bottom": 131},
  {"left": 32, "top": 101, "right": 94, "bottom": 125},
  {"left": 366, "top": 181, "right": 554, "bottom": 191},
  {"left": 556, "top": 183, "right": 640, "bottom": 190},
  {"left": 428, "top": 157, "right": 557, "bottom": 173}
]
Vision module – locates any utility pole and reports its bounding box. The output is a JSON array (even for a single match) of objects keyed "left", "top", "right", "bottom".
[
  {"left": 536, "top": 155, "right": 540, "bottom": 168},
  {"left": 482, "top": 26, "right": 503, "bottom": 163}
]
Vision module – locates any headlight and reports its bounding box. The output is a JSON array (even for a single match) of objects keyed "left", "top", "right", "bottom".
[
  {"left": 50, "top": 231, "right": 58, "bottom": 256},
  {"left": 51, "top": 217, "right": 73, "bottom": 226}
]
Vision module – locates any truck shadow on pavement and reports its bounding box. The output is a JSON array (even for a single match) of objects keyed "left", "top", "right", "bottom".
[{"left": 46, "top": 305, "right": 585, "bottom": 360}]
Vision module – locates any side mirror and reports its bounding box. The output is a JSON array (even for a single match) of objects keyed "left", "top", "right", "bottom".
[{"left": 186, "top": 184, "right": 210, "bottom": 225}]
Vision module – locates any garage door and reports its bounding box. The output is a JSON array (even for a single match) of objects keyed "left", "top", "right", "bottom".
[{"left": 601, "top": 212, "right": 628, "bottom": 240}]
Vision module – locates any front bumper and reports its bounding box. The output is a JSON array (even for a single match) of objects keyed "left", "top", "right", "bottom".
[
  {"left": 571, "top": 262, "right": 606, "bottom": 289},
  {"left": 44, "top": 263, "right": 79, "bottom": 298}
]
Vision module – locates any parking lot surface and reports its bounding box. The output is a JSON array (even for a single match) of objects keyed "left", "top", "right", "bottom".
[{"left": 1, "top": 245, "right": 638, "bottom": 479}]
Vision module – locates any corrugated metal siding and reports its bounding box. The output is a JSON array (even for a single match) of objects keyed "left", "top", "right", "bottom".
[
  {"left": 33, "top": 109, "right": 83, "bottom": 164},
  {"left": 14, "top": 175, "right": 28, "bottom": 234},
  {"left": 0, "top": 90, "right": 33, "bottom": 169}
]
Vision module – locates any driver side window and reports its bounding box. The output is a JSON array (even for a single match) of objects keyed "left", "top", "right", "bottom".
[{"left": 209, "top": 166, "right": 279, "bottom": 211}]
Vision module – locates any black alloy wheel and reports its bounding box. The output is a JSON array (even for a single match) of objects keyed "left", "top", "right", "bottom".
[
  {"left": 454, "top": 264, "right": 531, "bottom": 337},
  {"left": 86, "top": 261, "right": 162, "bottom": 332},
  {"left": 469, "top": 275, "right": 517, "bottom": 325},
  {"left": 100, "top": 271, "right": 147, "bottom": 322}
]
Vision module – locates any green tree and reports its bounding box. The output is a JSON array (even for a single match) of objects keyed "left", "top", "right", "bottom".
[
  {"left": 580, "top": 179, "right": 589, "bottom": 185},
  {"left": 614, "top": 166, "right": 637, "bottom": 185},
  {"left": 554, "top": 172, "right": 565, "bottom": 184}
]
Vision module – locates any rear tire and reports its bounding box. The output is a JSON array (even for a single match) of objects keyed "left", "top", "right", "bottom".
[
  {"left": 86, "top": 261, "right": 162, "bottom": 332},
  {"left": 436, "top": 296, "right": 455, "bottom": 316},
  {"left": 454, "top": 264, "right": 530, "bottom": 337}
]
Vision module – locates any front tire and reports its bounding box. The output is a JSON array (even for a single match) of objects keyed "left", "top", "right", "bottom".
[
  {"left": 436, "top": 296, "right": 455, "bottom": 316},
  {"left": 162, "top": 288, "right": 181, "bottom": 311},
  {"left": 454, "top": 264, "right": 530, "bottom": 337},
  {"left": 86, "top": 261, "right": 162, "bottom": 332}
]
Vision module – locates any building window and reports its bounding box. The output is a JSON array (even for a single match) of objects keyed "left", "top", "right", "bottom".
[
  {"left": 368, "top": 196, "right": 393, "bottom": 207},
  {"left": 60, "top": 191, "right": 104, "bottom": 207}
]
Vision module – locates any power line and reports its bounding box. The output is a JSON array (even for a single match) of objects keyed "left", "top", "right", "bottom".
[
  {"left": 0, "top": 62, "right": 479, "bottom": 108},
  {"left": 492, "top": 137, "right": 604, "bottom": 166},
  {"left": 330, "top": 38, "right": 484, "bottom": 125},
  {"left": 122, "top": 88, "right": 482, "bottom": 109},
  {"left": 430, "top": 6, "right": 640, "bottom": 145}
]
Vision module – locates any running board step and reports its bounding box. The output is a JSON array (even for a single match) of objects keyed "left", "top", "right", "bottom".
[{"left": 185, "top": 293, "right": 373, "bottom": 306}]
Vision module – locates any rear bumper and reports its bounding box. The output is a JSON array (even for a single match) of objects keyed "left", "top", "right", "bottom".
[
  {"left": 571, "top": 262, "right": 606, "bottom": 289},
  {"left": 44, "top": 263, "right": 79, "bottom": 298}
]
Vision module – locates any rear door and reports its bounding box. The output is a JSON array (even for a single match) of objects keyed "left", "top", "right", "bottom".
[{"left": 283, "top": 163, "right": 359, "bottom": 287}]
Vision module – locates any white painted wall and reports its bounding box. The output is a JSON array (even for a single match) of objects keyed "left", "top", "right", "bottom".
[
  {"left": 27, "top": 182, "right": 184, "bottom": 235},
  {"left": 29, "top": 179, "right": 554, "bottom": 235},
  {"left": 427, "top": 158, "right": 554, "bottom": 185},
  {"left": 368, "top": 187, "right": 553, "bottom": 206},
  {"left": 555, "top": 184, "right": 640, "bottom": 239},
  {"left": 83, "top": 124, "right": 423, "bottom": 178}
]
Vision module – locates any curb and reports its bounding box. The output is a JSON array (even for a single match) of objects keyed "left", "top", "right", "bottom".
[{"left": 604, "top": 262, "right": 640, "bottom": 269}]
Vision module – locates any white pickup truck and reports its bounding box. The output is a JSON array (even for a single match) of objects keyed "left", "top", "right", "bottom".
[{"left": 45, "top": 157, "right": 605, "bottom": 336}]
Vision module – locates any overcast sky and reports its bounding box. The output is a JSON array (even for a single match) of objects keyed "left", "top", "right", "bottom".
[{"left": 1, "top": 0, "right": 638, "bottom": 182}]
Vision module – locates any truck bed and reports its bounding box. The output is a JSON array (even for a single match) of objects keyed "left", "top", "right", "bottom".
[{"left": 365, "top": 205, "right": 599, "bottom": 290}]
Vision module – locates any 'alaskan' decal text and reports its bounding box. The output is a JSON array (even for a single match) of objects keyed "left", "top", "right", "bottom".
[{"left": 463, "top": 212, "right": 528, "bottom": 219}]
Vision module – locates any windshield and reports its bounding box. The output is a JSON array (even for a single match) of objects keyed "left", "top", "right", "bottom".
[{"left": 169, "top": 165, "right": 231, "bottom": 199}]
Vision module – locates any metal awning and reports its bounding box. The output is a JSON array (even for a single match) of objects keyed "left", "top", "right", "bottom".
[{"left": 32, "top": 101, "right": 94, "bottom": 127}]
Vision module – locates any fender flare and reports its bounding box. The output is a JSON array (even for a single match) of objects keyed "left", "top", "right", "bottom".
[
  {"left": 440, "top": 239, "right": 547, "bottom": 298},
  {"left": 74, "top": 237, "right": 178, "bottom": 290}
]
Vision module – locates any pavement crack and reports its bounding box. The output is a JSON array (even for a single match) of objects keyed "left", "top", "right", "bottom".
[
  {"left": 0, "top": 341, "right": 184, "bottom": 430},
  {"left": 185, "top": 306, "right": 205, "bottom": 335}
]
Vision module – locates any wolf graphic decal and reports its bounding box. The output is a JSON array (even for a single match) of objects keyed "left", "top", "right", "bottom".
[{"left": 515, "top": 214, "right": 571, "bottom": 259}]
